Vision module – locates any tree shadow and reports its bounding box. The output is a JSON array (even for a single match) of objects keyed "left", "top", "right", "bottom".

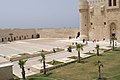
[
  {"left": 94, "top": 77, "right": 107, "bottom": 80},
  {"left": 96, "top": 54, "right": 103, "bottom": 56},
  {"left": 80, "top": 60, "right": 88, "bottom": 64},
  {"left": 42, "top": 72, "right": 53, "bottom": 77}
]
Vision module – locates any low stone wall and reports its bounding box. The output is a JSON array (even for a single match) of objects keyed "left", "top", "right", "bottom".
[{"left": 0, "top": 62, "right": 13, "bottom": 80}]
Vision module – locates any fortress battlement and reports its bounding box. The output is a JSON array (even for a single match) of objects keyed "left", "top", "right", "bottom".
[{"left": 88, "top": 0, "right": 105, "bottom": 5}]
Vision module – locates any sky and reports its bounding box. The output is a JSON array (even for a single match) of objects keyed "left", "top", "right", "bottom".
[{"left": 0, "top": 0, "right": 80, "bottom": 28}]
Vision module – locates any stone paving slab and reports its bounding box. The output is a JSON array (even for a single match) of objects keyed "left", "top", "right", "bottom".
[
  {"left": 56, "top": 58, "right": 76, "bottom": 63},
  {"left": 75, "top": 54, "right": 91, "bottom": 58},
  {"left": 31, "top": 63, "right": 54, "bottom": 73},
  {"left": 0, "top": 38, "right": 71, "bottom": 57}
]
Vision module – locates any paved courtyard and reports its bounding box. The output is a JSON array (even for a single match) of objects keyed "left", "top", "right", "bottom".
[
  {"left": 0, "top": 38, "right": 119, "bottom": 78},
  {"left": 0, "top": 38, "right": 70, "bottom": 58}
]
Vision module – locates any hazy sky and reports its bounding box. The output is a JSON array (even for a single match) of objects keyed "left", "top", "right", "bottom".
[{"left": 0, "top": 0, "right": 80, "bottom": 28}]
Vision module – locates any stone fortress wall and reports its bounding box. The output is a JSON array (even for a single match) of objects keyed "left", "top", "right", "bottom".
[
  {"left": 79, "top": 0, "right": 120, "bottom": 42},
  {"left": 37, "top": 28, "right": 79, "bottom": 38},
  {"left": 0, "top": 29, "right": 37, "bottom": 42},
  {"left": 0, "top": 28, "right": 79, "bottom": 42}
]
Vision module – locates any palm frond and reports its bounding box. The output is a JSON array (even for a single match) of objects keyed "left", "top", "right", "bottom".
[
  {"left": 94, "top": 60, "right": 103, "bottom": 66},
  {"left": 18, "top": 59, "right": 27, "bottom": 68},
  {"left": 95, "top": 44, "right": 99, "bottom": 49},
  {"left": 100, "top": 63, "right": 104, "bottom": 67},
  {"left": 81, "top": 47, "right": 83, "bottom": 51},
  {"left": 40, "top": 53, "right": 45, "bottom": 61},
  {"left": 76, "top": 44, "right": 83, "bottom": 51},
  {"left": 39, "top": 59, "right": 43, "bottom": 63}
]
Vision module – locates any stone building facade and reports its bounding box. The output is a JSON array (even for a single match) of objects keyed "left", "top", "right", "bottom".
[{"left": 79, "top": 0, "right": 120, "bottom": 41}]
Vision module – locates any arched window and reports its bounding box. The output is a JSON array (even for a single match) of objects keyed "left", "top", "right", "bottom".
[
  {"left": 91, "top": 22, "right": 93, "bottom": 25},
  {"left": 113, "top": 0, "right": 116, "bottom": 6},
  {"left": 104, "top": 22, "right": 106, "bottom": 25},
  {"left": 109, "top": 0, "right": 112, "bottom": 6},
  {"left": 110, "top": 23, "right": 116, "bottom": 37}
]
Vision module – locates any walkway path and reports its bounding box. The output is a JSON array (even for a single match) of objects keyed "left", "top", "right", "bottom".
[{"left": 12, "top": 40, "right": 111, "bottom": 78}]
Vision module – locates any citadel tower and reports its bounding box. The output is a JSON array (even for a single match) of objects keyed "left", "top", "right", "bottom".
[
  {"left": 79, "top": 0, "right": 89, "bottom": 40},
  {"left": 79, "top": 0, "right": 120, "bottom": 42}
]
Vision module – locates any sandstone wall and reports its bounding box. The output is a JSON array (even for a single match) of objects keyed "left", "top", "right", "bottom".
[
  {"left": 0, "top": 29, "right": 37, "bottom": 42},
  {"left": 0, "top": 28, "right": 80, "bottom": 42},
  {"left": 37, "top": 28, "right": 80, "bottom": 38}
]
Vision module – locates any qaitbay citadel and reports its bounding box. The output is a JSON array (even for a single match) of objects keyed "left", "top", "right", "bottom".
[
  {"left": 1, "top": 0, "right": 120, "bottom": 80},
  {"left": 79, "top": 0, "right": 120, "bottom": 42}
]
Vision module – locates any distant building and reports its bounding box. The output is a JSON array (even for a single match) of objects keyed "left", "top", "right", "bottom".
[{"left": 79, "top": 0, "right": 120, "bottom": 41}]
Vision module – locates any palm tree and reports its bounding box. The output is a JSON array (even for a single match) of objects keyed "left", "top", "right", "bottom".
[
  {"left": 97, "top": 61, "right": 103, "bottom": 80},
  {"left": 18, "top": 60, "right": 27, "bottom": 80},
  {"left": 95, "top": 44, "right": 100, "bottom": 56},
  {"left": 76, "top": 44, "right": 83, "bottom": 63},
  {"left": 40, "top": 53, "right": 46, "bottom": 74},
  {"left": 9, "top": 33, "right": 14, "bottom": 41}
]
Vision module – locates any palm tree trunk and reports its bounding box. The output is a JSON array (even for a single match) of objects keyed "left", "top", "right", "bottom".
[
  {"left": 97, "top": 49, "right": 99, "bottom": 56},
  {"left": 77, "top": 51, "right": 80, "bottom": 63},
  {"left": 43, "top": 60, "right": 46, "bottom": 74},
  {"left": 22, "top": 66, "right": 26, "bottom": 80},
  {"left": 98, "top": 65, "right": 101, "bottom": 80}
]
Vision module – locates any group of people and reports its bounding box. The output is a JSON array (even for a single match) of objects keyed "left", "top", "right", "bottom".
[{"left": 67, "top": 38, "right": 88, "bottom": 52}]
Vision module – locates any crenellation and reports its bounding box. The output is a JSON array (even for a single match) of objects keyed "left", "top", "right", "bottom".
[{"left": 88, "top": 0, "right": 106, "bottom": 5}]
